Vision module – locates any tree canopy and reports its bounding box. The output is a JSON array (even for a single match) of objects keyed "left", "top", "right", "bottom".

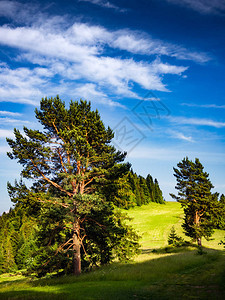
[{"left": 6, "top": 96, "right": 140, "bottom": 276}]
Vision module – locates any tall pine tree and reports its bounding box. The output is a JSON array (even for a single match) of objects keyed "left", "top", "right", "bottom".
[
  {"left": 170, "top": 157, "right": 218, "bottom": 246},
  {"left": 7, "top": 96, "right": 139, "bottom": 276}
]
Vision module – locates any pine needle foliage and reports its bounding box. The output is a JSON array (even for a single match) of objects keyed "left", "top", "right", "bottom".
[
  {"left": 6, "top": 96, "right": 140, "bottom": 276},
  {"left": 170, "top": 157, "right": 219, "bottom": 246}
]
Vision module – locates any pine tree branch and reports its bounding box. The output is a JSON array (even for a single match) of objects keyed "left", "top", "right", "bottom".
[
  {"left": 57, "top": 148, "right": 68, "bottom": 174},
  {"left": 30, "top": 158, "right": 73, "bottom": 197},
  {"left": 37, "top": 197, "right": 69, "bottom": 208},
  {"left": 84, "top": 177, "right": 94, "bottom": 188}
]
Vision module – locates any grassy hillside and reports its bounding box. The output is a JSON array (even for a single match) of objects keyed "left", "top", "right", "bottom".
[
  {"left": 126, "top": 202, "right": 225, "bottom": 251},
  {"left": 0, "top": 202, "right": 224, "bottom": 299},
  {"left": 126, "top": 202, "right": 184, "bottom": 250}
]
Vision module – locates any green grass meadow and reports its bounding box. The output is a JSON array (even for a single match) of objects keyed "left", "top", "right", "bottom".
[{"left": 1, "top": 202, "right": 225, "bottom": 299}]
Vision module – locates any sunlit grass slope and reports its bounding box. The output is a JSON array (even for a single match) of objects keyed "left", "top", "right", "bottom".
[
  {"left": 126, "top": 201, "right": 225, "bottom": 251},
  {"left": 126, "top": 202, "right": 184, "bottom": 249},
  {"left": 0, "top": 202, "right": 224, "bottom": 299}
]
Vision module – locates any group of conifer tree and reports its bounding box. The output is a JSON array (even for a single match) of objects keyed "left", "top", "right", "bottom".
[
  {"left": 106, "top": 171, "right": 165, "bottom": 208},
  {"left": 0, "top": 206, "right": 36, "bottom": 274}
]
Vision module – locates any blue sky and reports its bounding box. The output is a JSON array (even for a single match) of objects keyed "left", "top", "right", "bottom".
[{"left": 0, "top": 0, "right": 225, "bottom": 213}]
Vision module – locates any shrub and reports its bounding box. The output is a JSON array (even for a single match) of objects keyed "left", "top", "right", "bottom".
[{"left": 168, "top": 226, "right": 184, "bottom": 247}]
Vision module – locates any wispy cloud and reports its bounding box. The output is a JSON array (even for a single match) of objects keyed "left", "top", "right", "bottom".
[
  {"left": 0, "top": 0, "right": 213, "bottom": 63},
  {"left": 166, "top": 0, "right": 225, "bottom": 14},
  {"left": 0, "top": 1, "right": 210, "bottom": 107},
  {"left": 0, "top": 117, "right": 31, "bottom": 125},
  {"left": 168, "top": 130, "right": 194, "bottom": 142},
  {"left": 0, "top": 20, "right": 192, "bottom": 105},
  {"left": 111, "top": 30, "right": 210, "bottom": 63},
  {"left": 0, "top": 65, "right": 51, "bottom": 105},
  {"left": 0, "top": 110, "right": 22, "bottom": 117},
  {"left": 72, "top": 83, "right": 126, "bottom": 108},
  {"left": 0, "top": 2, "right": 210, "bottom": 60},
  {"left": 79, "top": 0, "right": 126, "bottom": 12},
  {"left": 181, "top": 103, "right": 225, "bottom": 109},
  {"left": 169, "top": 116, "right": 225, "bottom": 128},
  {"left": 0, "top": 0, "right": 45, "bottom": 24}
]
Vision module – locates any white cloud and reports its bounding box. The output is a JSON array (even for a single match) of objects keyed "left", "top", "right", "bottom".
[
  {"left": 0, "top": 23, "right": 190, "bottom": 104},
  {"left": 150, "top": 58, "right": 188, "bottom": 74},
  {"left": 0, "top": 66, "right": 50, "bottom": 105},
  {"left": 69, "top": 23, "right": 111, "bottom": 45},
  {"left": 169, "top": 116, "right": 225, "bottom": 128},
  {"left": 79, "top": 0, "right": 126, "bottom": 12},
  {"left": 181, "top": 103, "right": 225, "bottom": 109},
  {"left": 0, "top": 3, "right": 208, "bottom": 106},
  {"left": 168, "top": 130, "right": 194, "bottom": 142},
  {"left": 0, "top": 23, "right": 197, "bottom": 68},
  {"left": 0, "top": 0, "right": 42, "bottom": 24},
  {"left": 0, "top": 117, "right": 31, "bottom": 125},
  {"left": 0, "top": 110, "right": 22, "bottom": 117},
  {"left": 0, "top": 1, "right": 24, "bottom": 19},
  {"left": 111, "top": 30, "right": 210, "bottom": 63},
  {"left": 73, "top": 83, "right": 126, "bottom": 108},
  {"left": 68, "top": 23, "right": 210, "bottom": 63},
  {"left": 166, "top": 0, "right": 225, "bottom": 14},
  {"left": 0, "top": 26, "right": 98, "bottom": 61}
]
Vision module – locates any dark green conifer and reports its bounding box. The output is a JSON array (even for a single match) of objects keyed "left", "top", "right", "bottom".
[
  {"left": 171, "top": 157, "right": 218, "bottom": 246},
  {"left": 154, "top": 179, "right": 164, "bottom": 204},
  {"left": 7, "top": 96, "right": 139, "bottom": 276},
  {"left": 146, "top": 174, "right": 155, "bottom": 202},
  {"left": 139, "top": 176, "right": 150, "bottom": 204}
]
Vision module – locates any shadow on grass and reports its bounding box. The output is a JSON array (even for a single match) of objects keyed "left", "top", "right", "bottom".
[
  {"left": 1, "top": 247, "right": 225, "bottom": 300},
  {"left": 142, "top": 242, "right": 196, "bottom": 255},
  {"left": 174, "top": 215, "right": 183, "bottom": 220},
  {"left": 141, "top": 248, "right": 152, "bottom": 254}
]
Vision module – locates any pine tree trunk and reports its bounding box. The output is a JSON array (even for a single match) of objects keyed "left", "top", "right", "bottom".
[
  {"left": 72, "top": 220, "right": 81, "bottom": 275},
  {"left": 195, "top": 211, "right": 202, "bottom": 246}
]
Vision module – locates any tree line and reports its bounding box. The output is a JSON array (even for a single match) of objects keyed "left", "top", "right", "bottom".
[{"left": 107, "top": 170, "right": 165, "bottom": 208}]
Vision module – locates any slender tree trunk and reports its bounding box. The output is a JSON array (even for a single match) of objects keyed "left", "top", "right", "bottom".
[
  {"left": 195, "top": 211, "right": 202, "bottom": 246},
  {"left": 72, "top": 220, "right": 81, "bottom": 275}
]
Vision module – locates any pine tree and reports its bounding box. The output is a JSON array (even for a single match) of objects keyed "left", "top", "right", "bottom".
[
  {"left": 7, "top": 96, "right": 139, "bottom": 276},
  {"left": 110, "top": 175, "right": 136, "bottom": 208},
  {"left": 146, "top": 174, "right": 155, "bottom": 202},
  {"left": 139, "top": 176, "right": 150, "bottom": 204},
  {"left": 0, "top": 204, "right": 37, "bottom": 273},
  {"left": 127, "top": 172, "right": 142, "bottom": 206},
  {"left": 3, "top": 236, "right": 16, "bottom": 272},
  {"left": 154, "top": 179, "right": 164, "bottom": 204},
  {"left": 168, "top": 226, "right": 184, "bottom": 247},
  {"left": 170, "top": 157, "right": 218, "bottom": 246}
]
